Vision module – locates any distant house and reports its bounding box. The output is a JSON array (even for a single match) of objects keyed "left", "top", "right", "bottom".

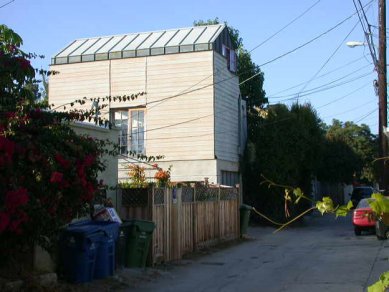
[{"left": 49, "top": 24, "right": 247, "bottom": 186}]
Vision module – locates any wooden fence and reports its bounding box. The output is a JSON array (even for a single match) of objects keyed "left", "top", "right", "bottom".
[{"left": 120, "top": 185, "right": 240, "bottom": 264}]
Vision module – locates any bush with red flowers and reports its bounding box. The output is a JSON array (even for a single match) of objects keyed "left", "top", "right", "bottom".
[
  {"left": 154, "top": 165, "right": 172, "bottom": 187},
  {"left": 0, "top": 25, "right": 114, "bottom": 266}
]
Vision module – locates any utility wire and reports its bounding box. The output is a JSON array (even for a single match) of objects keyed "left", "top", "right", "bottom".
[
  {"left": 296, "top": 20, "right": 361, "bottom": 101},
  {"left": 248, "top": 0, "right": 321, "bottom": 52},
  {"left": 353, "top": 0, "right": 378, "bottom": 64},
  {"left": 270, "top": 70, "right": 373, "bottom": 100},
  {"left": 315, "top": 81, "right": 371, "bottom": 109},
  {"left": 268, "top": 64, "right": 372, "bottom": 99},
  {"left": 240, "top": 0, "right": 375, "bottom": 86},
  {"left": 279, "top": 71, "right": 373, "bottom": 102},
  {"left": 268, "top": 55, "right": 370, "bottom": 96},
  {"left": 321, "top": 98, "right": 376, "bottom": 119},
  {"left": 0, "top": 0, "right": 14, "bottom": 9},
  {"left": 354, "top": 107, "right": 377, "bottom": 123},
  {"left": 353, "top": 0, "right": 378, "bottom": 65}
]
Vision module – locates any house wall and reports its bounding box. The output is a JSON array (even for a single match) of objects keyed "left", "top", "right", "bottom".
[
  {"left": 70, "top": 122, "right": 119, "bottom": 205},
  {"left": 50, "top": 51, "right": 219, "bottom": 183},
  {"left": 213, "top": 52, "right": 241, "bottom": 178}
]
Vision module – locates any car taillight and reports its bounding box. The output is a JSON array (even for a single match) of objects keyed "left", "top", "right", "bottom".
[{"left": 354, "top": 210, "right": 375, "bottom": 221}]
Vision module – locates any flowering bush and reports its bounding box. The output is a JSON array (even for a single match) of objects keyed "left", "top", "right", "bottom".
[
  {"left": 154, "top": 165, "right": 172, "bottom": 187},
  {"left": 0, "top": 25, "right": 112, "bottom": 264},
  {"left": 120, "top": 164, "right": 148, "bottom": 188}
]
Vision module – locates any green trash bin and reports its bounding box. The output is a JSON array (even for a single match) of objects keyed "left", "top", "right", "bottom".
[
  {"left": 120, "top": 219, "right": 156, "bottom": 268},
  {"left": 240, "top": 204, "right": 253, "bottom": 237}
]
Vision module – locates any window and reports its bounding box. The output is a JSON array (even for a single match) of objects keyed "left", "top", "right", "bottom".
[
  {"left": 112, "top": 109, "right": 145, "bottom": 155},
  {"left": 221, "top": 171, "right": 239, "bottom": 187},
  {"left": 222, "top": 44, "right": 237, "bottom": 73}
]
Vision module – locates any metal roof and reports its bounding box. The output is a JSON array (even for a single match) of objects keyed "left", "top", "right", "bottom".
[{"left": 52, "top": 24, "right": 225, "bottom": 65}]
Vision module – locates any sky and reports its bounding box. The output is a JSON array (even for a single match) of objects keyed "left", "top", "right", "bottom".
[{"left": 1, "top": 0, "right": 383, "bottom": 133}]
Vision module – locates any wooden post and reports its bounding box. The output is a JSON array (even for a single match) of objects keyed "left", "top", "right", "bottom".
[
  {"left": 192, "top": 185, "right": 197, "bottom": 252},
  {"left": 165, "top": 188, "right": 171, "bottom": 262},
  {"left": 176, "top": 188, "right": 182, "bottom": 259}
]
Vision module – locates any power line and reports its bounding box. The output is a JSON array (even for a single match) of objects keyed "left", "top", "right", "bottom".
[
  {"left": 315, "top": 81, "right": 371, "bottom": 109},
  {"left": 270, "top": 70, "right": 373, "bottom": 101},
  {"left": 321, "top": 98, "right": 376, "bottom": 119},
  {"left": 296, "top": 20, "right": 361, "bottom": 100},
  {"left": 354, "top": 0, "right": 378, "bottom": 64},
  {"left": 147, "top": 71, "right": 217, "bottom": 111},
  {"left": 268, "top": 55, "right": 370, "bottom": 96},
  {"left": 268, "top": 64, "right": 372, "bottom": 99},
  {"left": 248, "top": 0, "right": 321, "bottom": 52},
  {"left": 354, "top": 107, "right": 377, "bottom": 123},
  {"left": 240, "top": 0, "right": 375, "bottom": 86},
  {"left": 0, "top": 0, "right": 14, "bottom": 9}
]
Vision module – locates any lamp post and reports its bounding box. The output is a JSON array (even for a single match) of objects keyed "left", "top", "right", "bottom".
[{"left": 347, "top": 0, "right": 387, "bottom": 190}]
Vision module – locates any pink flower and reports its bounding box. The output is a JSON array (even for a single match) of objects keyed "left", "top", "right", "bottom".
[
  {"left": 83, "top": 154, "right": 95, "bottom": 167},
  {"left": 55, "top": 153, "right": 71, "bottom": 169},
  {"left": 50, "top": 171, "right": 63, "bottom": 183},
  {"left": 5, "top": 188, "right": 29, "bottom": 212}
]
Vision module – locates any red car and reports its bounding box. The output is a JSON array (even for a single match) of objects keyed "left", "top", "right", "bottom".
[{"left": 353, "top": 198, "right": 376, "bottom": 235}]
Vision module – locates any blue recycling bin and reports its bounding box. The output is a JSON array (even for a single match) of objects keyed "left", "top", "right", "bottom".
[
  {"left": 93, "top": 234, "right": 115, "bottom": 279},
  {"left": 60, "top": 220, "right": 120, "bottom": 282},
  {"left": 59, "top": 225, "right": 102, "bottom": 283}
]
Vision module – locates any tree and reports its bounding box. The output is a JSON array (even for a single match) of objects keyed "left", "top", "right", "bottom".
[
  {"left": 0, "top": 25, "right": 114, "bottom": 268},
  {"left": 317, "top": 139, "right": 360, "bottom": 184},
  {"left": 243, "top": 103, "right": 324, "bottom": 221},
  {"left": 324, "top": 119, "right": 377, "bottom": 183}
]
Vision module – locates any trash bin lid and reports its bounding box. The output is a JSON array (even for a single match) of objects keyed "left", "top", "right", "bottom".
[{"left": 122, "top": 219, "right": 156, "bottom": 233}]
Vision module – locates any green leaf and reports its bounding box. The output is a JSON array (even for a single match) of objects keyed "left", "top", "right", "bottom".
[
  {"left": 335, "top": 206, "right": 349, "bottom": 218},
  {"left": 379, "top": 272, "right": 389, "bottom": 288},
  {"left": 368, "top": 271, "right": 389, "bottom": 292},
  {"left": 368, "top": 281, "right": 385, "bottom": 292},
  {"left": 293, "top": 187, "right": 304, "bottom": 204},
  {"left": 316, "top": 197, "right": 334, "bottom": 215}
]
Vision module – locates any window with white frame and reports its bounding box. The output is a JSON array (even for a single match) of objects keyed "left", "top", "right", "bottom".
[{"left": 113, "top": 109, "right": 145, "bottom": 155}]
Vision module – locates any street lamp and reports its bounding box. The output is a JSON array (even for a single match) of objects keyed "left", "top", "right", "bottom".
[{"left": 345, "top": 41, "right": 367, "bottom": 48}]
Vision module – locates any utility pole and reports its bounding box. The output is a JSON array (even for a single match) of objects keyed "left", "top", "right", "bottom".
[{"left": 378, "top": 0, "right": 388, "bottom": 190}]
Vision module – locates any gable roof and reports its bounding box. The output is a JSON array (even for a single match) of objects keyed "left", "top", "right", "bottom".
[{"left": 52, "top": 24, "right": 227, "bottom": 65}]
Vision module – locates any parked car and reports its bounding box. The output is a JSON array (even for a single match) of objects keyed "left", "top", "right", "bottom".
[
  {"left": 350, "top": 186, "right": 376, "bottom": 208},
  {"left": 352, "top": 198, "right": 376, "bottom": 236}
]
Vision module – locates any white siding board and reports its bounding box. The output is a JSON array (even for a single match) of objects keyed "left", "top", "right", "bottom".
[
  {"left": 213, "top": 52, "right": 240, "bottom": 163},
  {"left": 49, "top": 62, "right": 110, "bottom": 110}
]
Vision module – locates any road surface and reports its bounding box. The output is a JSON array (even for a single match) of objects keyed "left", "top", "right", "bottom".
[{"left": 98, "top": 212, "right": 388, "bottom": 292}]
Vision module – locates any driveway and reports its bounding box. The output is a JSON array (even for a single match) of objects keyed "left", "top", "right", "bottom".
[
  {"left": 120, "top": 211, "right": 388, "bottom": 292},
  {"left": 76, "top": 211, "right": 388, "bottom": 291}
]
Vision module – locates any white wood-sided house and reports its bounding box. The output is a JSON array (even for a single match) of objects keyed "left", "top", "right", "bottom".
[{"left": 49, "top": 24, "right": 247, "bottom": 186}]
